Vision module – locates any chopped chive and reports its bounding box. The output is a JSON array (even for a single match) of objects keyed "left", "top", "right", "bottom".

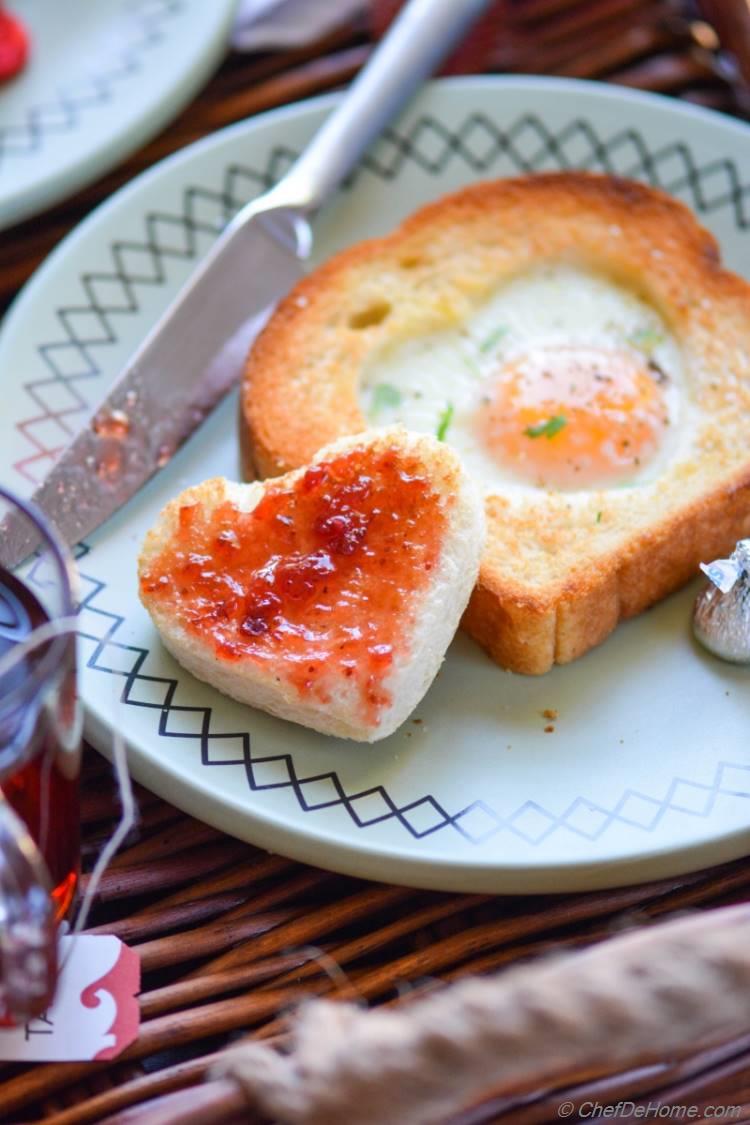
[
  {"left": 479, "top": 325, "right": 508, "bottom": 354},
  {"left": 436, "top": 403, "right": 454, "bottom": 441},
  {"left": 596, "top": 511, "right": 602, "bottom": 524},
  {"left": 524, "top": 414, "right": 567, "bottom": 440},
  {"left": 370, "top": 382, "right": 402, "bottom": 415},
  {"left": 457, "top": 348, "right": 482, "bottom": 379},
  {"left": 628, "top": 326, "right": 664, "bottom": 355}
]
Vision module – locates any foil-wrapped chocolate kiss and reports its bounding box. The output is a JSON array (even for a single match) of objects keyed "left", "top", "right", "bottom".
[{"left": 693, "top": 538, "right": 750, "bottom": 664}]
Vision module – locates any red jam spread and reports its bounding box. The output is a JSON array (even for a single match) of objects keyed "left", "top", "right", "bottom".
[{"left": 140, "top": 445, "right": 449, "bottom": 725}]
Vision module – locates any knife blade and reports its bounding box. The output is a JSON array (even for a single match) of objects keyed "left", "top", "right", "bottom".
[
  {"left": 0, "top": 0, "right": 492, "bottom": 571},
  {"left": 0, "top": 207, "right": 308, "bottom": 569}
]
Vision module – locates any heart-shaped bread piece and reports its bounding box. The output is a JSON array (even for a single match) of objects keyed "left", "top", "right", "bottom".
[{"left": 138, "top": 429, "right": 484, "bottom": 741}]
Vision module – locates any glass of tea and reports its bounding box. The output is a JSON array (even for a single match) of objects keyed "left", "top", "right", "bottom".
[{"left": 0, "top": 487, "right": 81, "bottom": 1020}]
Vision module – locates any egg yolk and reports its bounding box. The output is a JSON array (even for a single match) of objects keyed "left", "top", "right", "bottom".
[{"left": 480, "top": 346, "right": 670, "bottom": 488}]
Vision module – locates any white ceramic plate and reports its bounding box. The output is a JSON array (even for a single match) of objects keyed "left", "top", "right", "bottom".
[
  {"left": 0, "top": 0, "right": 237, "bottom": 229},
  {"left": 2, "top": 78, "right": 749, "bottom": 893}
]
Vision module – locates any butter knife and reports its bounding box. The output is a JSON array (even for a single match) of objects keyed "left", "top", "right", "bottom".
[{"left": 1, "top": 0, "right": 490, "bottom": 570}]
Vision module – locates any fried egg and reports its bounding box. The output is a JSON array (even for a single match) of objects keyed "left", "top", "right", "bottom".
[{"left": 359, "top": 263, "right": 688, "bottom": 496}]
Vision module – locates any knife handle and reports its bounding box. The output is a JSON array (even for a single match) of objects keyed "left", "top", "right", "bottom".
[{"left": 263, "top": 0, "right": 492, "bottom": 215}]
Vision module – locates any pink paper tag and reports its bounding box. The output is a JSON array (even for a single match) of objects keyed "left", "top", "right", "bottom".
[{"left": 0, "top": 935, "right": 139, "bottom": 1061}]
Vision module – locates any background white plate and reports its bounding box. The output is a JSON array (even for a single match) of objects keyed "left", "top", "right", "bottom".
[
  {"left": 0, "top": 0, "right": 237, "bottom": 229},
  {"left": 1, "top": 78, "right": 749, "bottom": 893}
]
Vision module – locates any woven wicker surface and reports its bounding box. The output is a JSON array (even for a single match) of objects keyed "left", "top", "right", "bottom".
[{"left": 1, "top": 2, "right": 749, "bottom": 1121}]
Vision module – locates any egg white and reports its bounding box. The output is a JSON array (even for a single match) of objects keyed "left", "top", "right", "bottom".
[{"left": 359, "top": 263, "right": 690, "bottom": 501}]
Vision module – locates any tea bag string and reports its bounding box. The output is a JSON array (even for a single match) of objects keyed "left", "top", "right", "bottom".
[
  {"left": 0, "top": 616, "right": 136, "bottom": 940},
  {"left": 71, "top": 703, "right": 134, "bottom": 936},
  {"left": 0, "top": 614, "right": 79, "bottom": 684}
]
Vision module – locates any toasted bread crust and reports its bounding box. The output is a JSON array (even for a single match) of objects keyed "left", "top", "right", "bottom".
[
  {"left": 240, "top": 172, "right": 750, "bottom": 674},
  {"left": 463, "top": 470, "right": 750, "bottom": 674}
]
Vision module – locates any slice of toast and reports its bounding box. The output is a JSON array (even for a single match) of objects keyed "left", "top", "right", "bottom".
[
  {"left": 240, "top": 172, "right": 750, "bottom": 674},
  {"left": 138, "top": 429, "right": 484, "bottom": 741}
]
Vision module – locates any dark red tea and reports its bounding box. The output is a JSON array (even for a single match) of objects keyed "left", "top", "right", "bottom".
[{"left": 0, "top": 565, "right": 80, "bottom": 919}]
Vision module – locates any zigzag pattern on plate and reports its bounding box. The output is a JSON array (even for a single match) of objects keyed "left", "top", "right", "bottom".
[
  {"left": 12, "top": 110, "right": 750, "bottom": 484},
  {"left": 0, "top": 0, "right": 182, "bottom": 167},
  {"left": 47, "top": 551, "right": 750, "bottom": 847},
  {"left": 14, "top": 150, "right": 297, "bottom": 483}
]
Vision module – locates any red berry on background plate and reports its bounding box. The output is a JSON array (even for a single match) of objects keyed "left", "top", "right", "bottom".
[{"left": 0, "top": 5, "right": 30, "bottom": 83}]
